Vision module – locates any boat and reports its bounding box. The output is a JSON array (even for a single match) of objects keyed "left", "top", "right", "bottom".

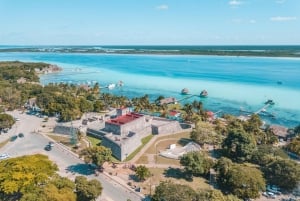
[
  {"left": 200, "top": 90, "right": 208, "bottom": 98},
  {"left": 107, "top": 83, "right": 116, "bottom": 90},
  {"left": 181, "top": 88, "right": 189, "bottom": 95},
  {"left": 265, "top": 99, "right": 275, "bottom": 105},
  {"left": 117, "top": 80, "right": 124, "bottom": 87}
]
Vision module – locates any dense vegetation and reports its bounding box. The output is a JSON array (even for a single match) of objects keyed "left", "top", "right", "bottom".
[
  {"left": 1, "top": 46, "right": 300, "bottom": 57},
  {"left": 152, "top": 181, "right": 240, "bottom": 201},
  {"left": 0, "top": 113, "right": 15, "bottom": 130},
  {"left": 0, "top": 154, "right": 102, "bottom": 201}
]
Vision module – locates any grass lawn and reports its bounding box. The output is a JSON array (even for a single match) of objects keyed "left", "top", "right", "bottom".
[
  {"left": 145, "top": 131, "right": 191, "bottom": 154},
  {"left": 0, "top": 139, "right": 9, "bottom": 149},
  {"left": 136, "top": 155, "right": 148, "bottom": 164},
  {"left": 125, "top": 134, "right": 153, "bottom": 161},
  {"left": 156, "top": 156, "right": 181, "bottom": 166},
  {"left": 87, "top": 135, "right": 101, "bottom": 147},
  {"left": 138, "top": 167, "right": 211, "bottom": 195}
]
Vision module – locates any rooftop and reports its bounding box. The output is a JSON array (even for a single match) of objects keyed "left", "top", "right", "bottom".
[{"left": 107, "top": 112, "right": 143, "bottom": 125}]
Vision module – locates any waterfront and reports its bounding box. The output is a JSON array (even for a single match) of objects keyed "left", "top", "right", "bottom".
[{"left": 0, "top": 51, "right": 299, "bottom": 127}]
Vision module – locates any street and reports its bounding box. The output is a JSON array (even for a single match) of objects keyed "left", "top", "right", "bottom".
[{"left": 0, "top": 111, "right": 143, "bottom": 201}]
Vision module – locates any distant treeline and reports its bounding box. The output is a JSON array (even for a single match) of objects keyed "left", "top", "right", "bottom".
[{"left": 1, "top": 45, "right": 300, "bottom": 57}]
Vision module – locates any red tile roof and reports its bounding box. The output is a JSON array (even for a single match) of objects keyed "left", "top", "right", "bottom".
[{"left": 107, "top": 113, "right": 143, "bottom": 125}]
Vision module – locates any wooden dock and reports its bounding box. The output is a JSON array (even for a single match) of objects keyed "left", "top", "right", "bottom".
[
  {"left": 177, "top": 95, "right": 198, "bottom": 102},
  {"left": 254, "top": 103, "right": 272, "bottom": 115}
]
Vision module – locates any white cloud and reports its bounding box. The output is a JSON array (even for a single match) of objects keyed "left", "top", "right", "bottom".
[
  {"left": 270, "top": 16, "right": 297, "bottom": 21},
  {"left": 249, "top": 19, "right": 256, "bottom": 24},
  {"left": 229, "top": 0, "right": 243, "bottom": 6},
  {"left": 156, "top": 5, "right": 169, "bottom": 10}
]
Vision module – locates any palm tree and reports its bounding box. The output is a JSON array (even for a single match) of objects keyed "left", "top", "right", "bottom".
[{"left": 182, "top": 103, "right": 194, "bottom": 121}]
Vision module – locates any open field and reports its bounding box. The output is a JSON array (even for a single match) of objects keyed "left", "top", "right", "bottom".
[{"left": 144, "top": 131, "right": 191, "bottom": 155}]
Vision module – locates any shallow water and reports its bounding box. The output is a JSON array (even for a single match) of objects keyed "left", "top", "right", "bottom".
[{"left": 0, "top": 52, "right": 299, "bottom": 127}]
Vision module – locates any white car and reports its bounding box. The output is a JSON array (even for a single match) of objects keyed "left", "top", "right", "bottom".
[{"left": 0, "top": 153, "right": 10, "bottom": 160}]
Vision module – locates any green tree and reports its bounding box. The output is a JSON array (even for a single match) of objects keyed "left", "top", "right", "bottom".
[
  {"left": 79, "top": 98, "right": 94, "bottom": 113},
  {"left": 135, "top": 165, "right": 151, "bottom": 181},
  {"left": 21, "top": 175, "right": 76, "bottom": 201},
  {"left": 263, "top": 158, "right": 300, "bottom": 191},
  {"left": 152, "top": 181, "right": 196, "bottom": 201},
  {"left": 195, "top": 189, "right": 241, "bottom": 201},
  {"left": 93, "top": 100, "right": 104, "bottom": 112},
  {"left": 0, "top": 154, "right": 58, "bottom": 196},
  {"left": 215, "top": 160, "right": 265, "bottom": 199},
  {"left": 80, "top": 146, "right": 112, "bottom": 168},
  {"left": 75, "top": 176, "right": 102, "bottom": 201},
  {"left": 222, "top": 128, "right": 257, "bottom": 162},
  {"left": 250, "top": 145, "right": 288, "bottom": 166},
  {"left": 180, "top": 151, "right": 214, "bottom": 177},
  {"left": 287, "top": 136, "right": 300, "bottom": 156},
  {"left": 0, "top": 113, "right": 15, "bottom": 130},
  {"left": 191, "top": 121, "right": 223, "bottom": 146}
]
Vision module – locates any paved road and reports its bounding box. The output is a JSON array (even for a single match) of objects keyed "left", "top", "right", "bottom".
[{"left": 0, "top": 111, "right": 143, "bottom": 201}]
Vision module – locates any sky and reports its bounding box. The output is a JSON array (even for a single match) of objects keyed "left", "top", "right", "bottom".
[{"left": 0, "top": 0, "right": 299, "bottom": 45}]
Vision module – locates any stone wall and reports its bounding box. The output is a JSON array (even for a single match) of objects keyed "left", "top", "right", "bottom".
[
  {"left": 152, "top": 121, "right": 182, "bottom": 135},
  {"left": 101, "top": 136, "right": 122, "bottom": 160},
  {"left": 53, "top": 125, "right": 78, "bottom": 135}
]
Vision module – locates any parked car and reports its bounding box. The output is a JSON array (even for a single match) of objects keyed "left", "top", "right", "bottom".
[
  {"left": 18, "top": 133, "right": 24, "bottom": 138},
  {"left": 10, "top": 135, "right": 18, "bottom": 141},
  {"left": 48, "top": 141, "right": 55, "bottom": 147},
  {"left": 45, "top": 144, "right": 52, "bottom": 151}
]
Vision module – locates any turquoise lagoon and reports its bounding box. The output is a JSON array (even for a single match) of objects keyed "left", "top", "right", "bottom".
[{"left": 0, "top": 52, "right": 299, "bottom": 127}]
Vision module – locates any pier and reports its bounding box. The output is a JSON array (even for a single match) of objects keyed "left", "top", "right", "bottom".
[{"left": 177, "top": 95, "right": 198, "bottom": 103}]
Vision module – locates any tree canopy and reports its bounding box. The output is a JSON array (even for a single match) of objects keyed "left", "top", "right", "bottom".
[
  {"left": 191, "top": 121, "right": 223, "bottom": 146},
  {"left": 0, "top": 113, "right": 15, "bottom": 130},
  {"left": 152, "top": 180, "right": 240, "bottom": 201},
  {"left": 20, "top": 175, "right": 76, "bottom": 201},
  {"left": 222, "top": 128, "right": 257, "bottom": 162},
  {"left": 135, "top": 165, "right": 151, "bottom": 181},
  {"left": 151, "top": 181, "right": 196, "bottom": 201},
  {"left": 287, "top": 136, "right": 300, "bottom": 156},
  {"left": 215, "top": 158, "right": 265, "bottom": 199},
  {"left": 75, "top": 176, "right": 102, "bottom": 201},
  {"left": 180, "top": 151, "right": 214, "bottom": 177},
  {"left": 80, "top": 146, "right": 112, "bottom": 167},
  {"left": 0, "top": 154, "right": 58, "bottom": 195},
  {"left": 263, "top": 158, "right": 300, "bottom": 191}
]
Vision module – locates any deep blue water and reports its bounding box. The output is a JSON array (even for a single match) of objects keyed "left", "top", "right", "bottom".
[{"left": 0, "top": 52, "right": 299, "bottom": 127}]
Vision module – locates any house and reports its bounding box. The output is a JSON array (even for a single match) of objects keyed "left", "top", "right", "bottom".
[
  {"left": 168, "top": 110, "right": 181, "bottom": 118},
  {"left": 159, "top": 97, "right": 177, "bottom": 105},
  {"left": 17, "top": 77, "right": 26, "bottom": 84},
  {"left": 269, "top": 125, "right": 290, "bottom": 140}
]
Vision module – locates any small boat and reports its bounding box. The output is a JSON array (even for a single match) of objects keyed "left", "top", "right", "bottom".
[
  {"left": 200, "top": 90, "right": 208, "bottom": 98},
  {"left": 107, "top": 83, "right": 116, "bottom": 90},
  {"left": 265, "top": 99, "right": 275, "bottom": 105},
  {"left": 277, "top": 81, "right": 283, "bottom": 85},
  {"left": 117, "top": 80, "right": 124, "bottom": 87},
  {"left": 181, "top": 88, "right": 189, "bottom": 95}
]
